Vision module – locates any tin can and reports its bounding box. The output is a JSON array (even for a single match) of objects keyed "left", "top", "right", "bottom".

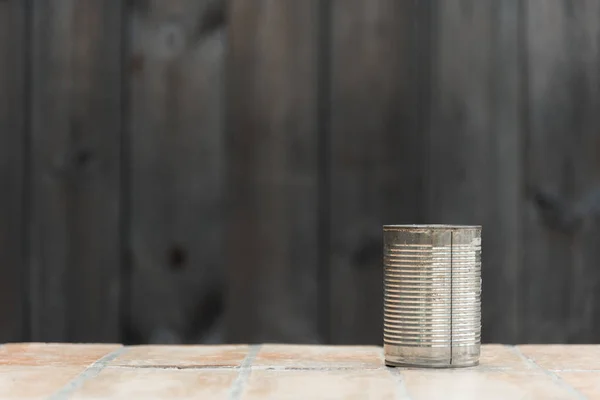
[{"left": 383, "top": 225, "right": 481, "bottom": 368}]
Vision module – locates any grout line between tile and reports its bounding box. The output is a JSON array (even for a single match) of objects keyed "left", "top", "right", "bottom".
[
  {"left": 109, "top": 364, "right": 241, "bottom": 370},
  {"left": 107, "top": 364, "right": 380, "bottom": 372},
  {"left": 386, "top": 367, "right": 413, "bottom": 400},
  {"left": 510, "top": 345, "right": 588, "bottom": 400},
  {"left": 254, "top": 365, "right": 383, "bottom": 372},
  {"left": 228, "top": 344, "right": 261, "bottom": 400},
  {"left": 46, "top": 346, "right": 129, "bottom": 400},
  {"left": 100, "top": 364, "right": 517, "bottom": 373}
]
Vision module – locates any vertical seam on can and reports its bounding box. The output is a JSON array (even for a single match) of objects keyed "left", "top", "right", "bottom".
[{"left": 449, "top": 231, "right": 453, "bottom": 366}]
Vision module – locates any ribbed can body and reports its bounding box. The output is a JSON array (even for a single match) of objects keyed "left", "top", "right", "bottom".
[{"left": 383, "top": 225, "right": 481, "bottom": 368}]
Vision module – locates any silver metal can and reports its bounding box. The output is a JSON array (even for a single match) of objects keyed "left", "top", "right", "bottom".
[{"left": 383, "top": 225, "right": 481, "bottom": 368}]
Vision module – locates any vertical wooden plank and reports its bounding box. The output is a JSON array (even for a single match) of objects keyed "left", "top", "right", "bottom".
[
  {"left": 128, "top": 0, "right": 226, "bottom": 344},
  {"left": 226, "top": 0, "right": 320, "bottom": 343},
  {"left": 427, "top": 0, "right": 522, "bottom": 343},
  {"left": 522, "top": 0, "right": 571, "bottom": 344},
  {"left": 29, "top": 0, "right": 123, "bottom": 341},
  {"left": 329, "top": 0, "right": 429, "bottom": 344},
  {"left": 571, "top": 1, "right": 600, "bottom": 342},
  {"left": 487, "top": 0, "right": 523, "bottom": 344},
  {"left": 0, "top": 0, "right": 27, "bottom": 342},
  {"left": 524, "top": 0, "right": 600, "bottom": 343}
]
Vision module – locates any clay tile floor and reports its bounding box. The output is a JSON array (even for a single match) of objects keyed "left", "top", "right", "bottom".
[{"left": 0, "top": 343, "right": 599, "bottom": 399}]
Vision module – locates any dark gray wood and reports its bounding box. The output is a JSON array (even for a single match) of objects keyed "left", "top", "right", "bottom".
[
  {"left": 558, "top": 0, "right": 600, "bottom": 345},
  {"left": 523, "top": 0, "right": 600, "bottom": 343},
  {"left": 225, "top": 0, "right": 320, "bottom": 343},
  {"left": 427, "top": 0, "right": 523, "bottom": 343},
  {"left": 2, "top": 0, "right": 600, "bottom": 346},
  {"left": 486, "top": 0, "right": 523, "bottom": 344},
  {"left": 329, "top": 0, "right": 429, "bottom": 344},
  {"left": 0, "top": 0, "right": 27, "bottom": 342},
  {"left": 522, "top": 0, "right": 571, "bottom": 344},
  {"left": 29, "top": 0, "right": 123, "bottom": 342},
  {"left": 128, "top": 0, "right": 226, "bottom": 344}
]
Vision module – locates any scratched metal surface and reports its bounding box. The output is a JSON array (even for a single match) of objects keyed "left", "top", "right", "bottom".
[{"left": 383, "top": 225, "right": 482, "bottom": 368}]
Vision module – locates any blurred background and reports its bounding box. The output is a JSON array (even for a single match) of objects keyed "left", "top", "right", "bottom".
[{"left": 1, "top": 0, "right": 600, "bottom": 346}]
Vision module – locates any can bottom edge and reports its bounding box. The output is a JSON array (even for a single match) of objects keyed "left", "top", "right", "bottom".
[
  {"left": 384, "top": 358, "right": 479, "bottom": 369},
  {"left": 384, "top": 343, "right": 480, "bottom": 368}
]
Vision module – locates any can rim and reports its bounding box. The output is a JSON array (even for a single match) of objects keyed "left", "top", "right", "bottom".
[{"left": 383, "top": 224, "right": 481, "bottom": 231}]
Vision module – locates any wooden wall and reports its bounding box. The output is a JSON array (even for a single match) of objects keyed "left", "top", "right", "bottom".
[{"left": 1, "top": 0, "right": 600, "bottom": 345}]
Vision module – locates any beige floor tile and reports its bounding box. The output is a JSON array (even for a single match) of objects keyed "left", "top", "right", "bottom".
[
  {"left": 0, "top": 343, "right": 121, "bottom": 367},
  {"left": 110, "top": 345, "right": 249, "bottom": 367},
  {"left": 241, "top": 369, "right": 407, "bottom": 400},
  {"left": 402, "top": 369, "right": 579, "bottom": 400},
  {"left": 519, "top": 345, "right": 600, "bottom": 371},
  {"left": 254, "top": 345, "right": 383, "bottom": 369},
  {"left": 558, "top": 372, "right": 600, "bottom": 399},
  {"left": 478, "top": 344, "right": 531, "bottom": 370},
  {"left": 0, "top": 366, "right": 85, "bottom": 399},
  {"left": 69, "top": 367, "right": 238, "bottom": 400}
]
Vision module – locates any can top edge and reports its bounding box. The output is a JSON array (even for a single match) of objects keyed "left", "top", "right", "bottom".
[{"left": 383, "top": 224, "right": 481, "bottom": 231}]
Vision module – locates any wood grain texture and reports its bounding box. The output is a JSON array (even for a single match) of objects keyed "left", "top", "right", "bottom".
[
  {"left": 29, "top": 0, "right": 123, "bottom": 342},
  {"left": 225, "top": 0, "right": 320, "bottom": 343},
  {"left": 570, "top": 0, "right": 600, "bottom": 342},
  {"left": 0, "top": 0, "right": 27, "bottom": 342},
  {"left": 127, "top": 0, "right": 226, "bottom": 344},
  {"left": 523, "top": 0, "right": 600, "bottom": 343},
  {"left": 2, "top": 0, "right": 600, "bottom": 346},
  {"left": 487, "top": 0, "right": 523, "bottom": 344},
  {"left": 329, "top": 0, "right": 428, "bottom": 344},
  {"left": 427, "top": 0, "right": 522, "bottom": 343}
]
